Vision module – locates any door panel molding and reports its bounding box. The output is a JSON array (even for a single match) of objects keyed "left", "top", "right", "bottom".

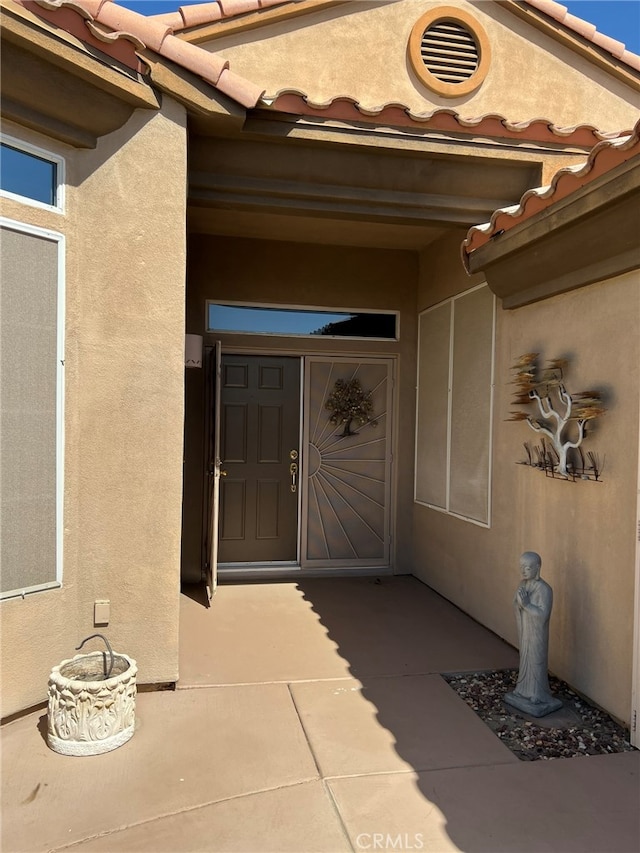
[{"left": 218, "top": 354, "right": 300, "bottom": 564}]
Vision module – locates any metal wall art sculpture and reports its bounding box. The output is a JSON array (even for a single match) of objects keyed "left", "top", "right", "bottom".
[{"left": 508, "top": 354, "right": 606, "bottom": 480}]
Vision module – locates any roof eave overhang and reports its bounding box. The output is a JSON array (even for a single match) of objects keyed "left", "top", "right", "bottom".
[
  {"left": 467, "top": 155, "right": 640, "bottom": 308},
  {"left": 1, "top": 0, "right": 159, "bottom": 148},
  {"left": 140, "top": 51, "right": 246, "bottom": 131}
]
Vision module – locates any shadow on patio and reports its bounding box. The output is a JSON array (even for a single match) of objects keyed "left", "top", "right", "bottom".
[
  {"left": 2, "top": 576, "right": 638, "bottom": 852},
  {"left": 176, "top": 575, "right": 640, "bottom": 853}
]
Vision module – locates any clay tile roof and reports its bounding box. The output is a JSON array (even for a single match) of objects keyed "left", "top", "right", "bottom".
[
  {"left": 153, "top": 2, "right": 222, "bottom": 30},
  {"left": 20, "top": 0, "right": 265, "bottom": 107},
  {"left": 94, "top": 0, "right": 173, "bottom": 52},
  {"left": 17, "top": 0, "right": 144, "bottom": 70},
  {"left": 264, "top": 90, "right": 627, "bottom": 147},
  {"left": 13, "top": 0, "right": 640, "bottom": 114},
  {"left": 523, "top": 0, "right": 640, "bottom": 72},
  {"left": 461, "top": 117, "right": 640, "bottom": 262},
  {"left": 151, "top": 0, "right": 295, "bottom": 30}
]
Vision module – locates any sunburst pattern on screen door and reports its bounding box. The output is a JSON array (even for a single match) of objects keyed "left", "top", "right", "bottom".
[{"left": 302, "top": 358, "right": 392, "bottom": 567}]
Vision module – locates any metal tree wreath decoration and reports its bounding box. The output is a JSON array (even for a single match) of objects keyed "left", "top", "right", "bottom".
[{"left": 325, "top": 378, "right": 377, "bottom": 437}]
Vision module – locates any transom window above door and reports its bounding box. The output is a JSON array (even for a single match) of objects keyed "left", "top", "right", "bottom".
[{"left": 207, "top": 303, "right": 398, "bottom": 340}]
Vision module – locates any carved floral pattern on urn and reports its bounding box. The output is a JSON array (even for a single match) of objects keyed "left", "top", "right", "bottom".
[{"left": 47, "top": 652, "right": 137, "bottom": 755}]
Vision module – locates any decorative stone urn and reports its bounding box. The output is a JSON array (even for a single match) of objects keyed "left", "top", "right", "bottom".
[{"left": 47, "top": 635, "right": 137, "bottom": 756}]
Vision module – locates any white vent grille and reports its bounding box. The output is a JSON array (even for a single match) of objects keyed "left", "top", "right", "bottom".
[{"left": 420, "top": 21, "right": 479, "bottom": 84}]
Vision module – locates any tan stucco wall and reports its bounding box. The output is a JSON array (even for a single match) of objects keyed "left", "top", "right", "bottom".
[
  {"left": 414, "top": 251, "right": 640, "bottom": 723},
  {"left": 204, "top": 0, "right": 639, "bottom": 133},
  {"left": 0, "top": 102, "right": 187, "bottom": 718},
  {"left": 183, "top": 235, "right": 419, "bottom": 579}
]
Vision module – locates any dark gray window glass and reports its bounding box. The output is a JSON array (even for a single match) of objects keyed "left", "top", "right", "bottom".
[
  {"left": 208, "top": 305, "right": 397, "bottom": 339},
  {"left": 1, "top": 144, "right": 57, "bottom": 206}
]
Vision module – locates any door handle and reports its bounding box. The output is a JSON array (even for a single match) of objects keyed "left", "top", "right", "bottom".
[
  {"left": 290, "top": 461, "right": 298, "bottom": 493},
  {"left": 219, "top": 470, "right": 227, "bottom": 477}
]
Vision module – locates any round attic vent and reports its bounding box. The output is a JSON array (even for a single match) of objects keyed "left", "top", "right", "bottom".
[
  {"left": 409, "top": 7, "right": 491, "bottom": 98},
  {"left": 421, "top": 21, "right": 479, "bottom": 83}
]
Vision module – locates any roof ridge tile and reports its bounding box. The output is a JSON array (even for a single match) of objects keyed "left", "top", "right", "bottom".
[
  {"left": 160, "top": 31, "right": 228, "bottom": 84},
  {"left": 150, "top": 0, "right": 292, "bottom": 29},
  {"left": 563, "top": 12, "right": 595, "bottom": 41},
  {"left": 216, "top": 67, "right": 265, "bottom": 106},
  {"left": 150, "top": 11, "right": 186, "bottom": 29},
  {"left": 178, "top": 2, "right": 222, "bottom": 28},
  {"left": 591, "top": 30, "right": 626, "bottom": 60},
  {"left": 92, "top": 1, "right": 173, "bottom": 51},
  {"left": 621, "top": 51, "right": 640, "bottom": 74},
  {"left": 218, "top": 0, "right": 261, "bottom": 17},
  {"left": 523, "top": 0, "right": 640, "bottom": 70}
]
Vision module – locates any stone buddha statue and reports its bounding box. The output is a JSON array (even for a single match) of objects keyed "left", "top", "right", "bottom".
[{"left": 505, "top": 551, "right": 562, "bottom": 717}]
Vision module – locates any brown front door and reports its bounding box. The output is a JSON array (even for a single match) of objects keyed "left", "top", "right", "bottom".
[{"left": 218, "top": 355, "right": 300, "bottom": 563}]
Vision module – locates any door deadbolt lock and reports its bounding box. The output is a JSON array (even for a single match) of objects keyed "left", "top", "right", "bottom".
[{"left": 290, "top": 449, "right": 298, "bottom": 460}]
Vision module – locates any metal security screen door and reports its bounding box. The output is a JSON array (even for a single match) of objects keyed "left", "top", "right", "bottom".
[
  {"left": 217, "top": 354, "right": 301, "bottom": 564},
  {"left": 302, "top": 357, "right": 393, "bottom": 568}
]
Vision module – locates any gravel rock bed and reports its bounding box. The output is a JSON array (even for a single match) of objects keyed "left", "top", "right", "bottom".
[{"left": 444, "top": 669, "right": 635, "bottom": 762}]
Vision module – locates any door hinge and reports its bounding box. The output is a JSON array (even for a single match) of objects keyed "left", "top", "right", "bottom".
[{"left": 633, "top": 709, "right": 637, "bottom": 733}]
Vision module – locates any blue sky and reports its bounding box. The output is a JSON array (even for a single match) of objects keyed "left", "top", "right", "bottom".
[{"left": 120, "top": 1, "right": 640, "bottom": 54}]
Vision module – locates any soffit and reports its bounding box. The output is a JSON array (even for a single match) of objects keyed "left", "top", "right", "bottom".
[
  {"left": 1, "top": 1, "right": 159, "bottom": 147},
  {"left": 188, "top": 207, "right": 447, "bottom": 251},
  {"left": 187, "top": 122, "right": 549, "bottom": 250}
]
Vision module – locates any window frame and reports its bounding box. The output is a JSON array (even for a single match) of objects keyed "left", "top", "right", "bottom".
[
  {"left": 414, "top": 282, "right": 496, "bottom": 528},
  {"left": 206, "top": 300, "right": 400, "bottom": 342},
  {"left": 0, "top": 217, "right": 66, "bottom": 600},
  {"left": 1, "top": 134, "right": 65, "bottom": 214}
]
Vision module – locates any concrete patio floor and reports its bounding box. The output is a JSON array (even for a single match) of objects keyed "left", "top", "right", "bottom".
[{"left": 2, "top": 576, "right": 639, "bottom": 852}]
